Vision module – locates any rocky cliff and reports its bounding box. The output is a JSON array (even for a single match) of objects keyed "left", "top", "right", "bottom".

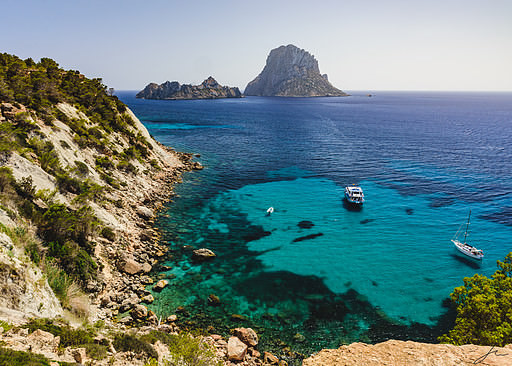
[
  {"left": 244, "top": 44, "right": 348, "bottom": 97},
  {"left": 136, "top": 76, "right": 242, "bottom": 100}
]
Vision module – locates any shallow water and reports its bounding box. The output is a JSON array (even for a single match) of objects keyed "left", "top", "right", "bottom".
[{"left": 118, "top": 91, "right": 512, "bottom": 354}]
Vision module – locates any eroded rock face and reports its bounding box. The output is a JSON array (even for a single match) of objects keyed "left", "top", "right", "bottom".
[
  {"left": 136, "top": 77, "right": 242, "bottom": 100},
  {"left": 0, "top": 233, "right": 62, "bottom": 319},
  {"left": 245, "top": 44, "right": 348, "bottom": 97}
]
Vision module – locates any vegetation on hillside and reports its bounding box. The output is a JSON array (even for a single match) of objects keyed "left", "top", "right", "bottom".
[
  {"left": 439, "top": 252, "right": 512, "bottom": 346},
  {"left": 0, "top": 52, "right": 157, "bottom": 302}
]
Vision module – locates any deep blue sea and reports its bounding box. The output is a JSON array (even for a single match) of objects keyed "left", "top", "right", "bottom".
[{"left": 118, "top": 91, "right": 512, "bottom": 355}]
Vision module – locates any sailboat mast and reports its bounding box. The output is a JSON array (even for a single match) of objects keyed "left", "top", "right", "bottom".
[{"left": 464, "top": 209, "right": 471, "bottom": 243}]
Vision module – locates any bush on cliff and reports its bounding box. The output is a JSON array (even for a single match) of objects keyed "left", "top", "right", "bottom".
[
  {"left": 439, "top": 252, "right": 512, "bottom": 346},
  {"left": 0, "top": 348, "right": 52, "bottom": 366}
]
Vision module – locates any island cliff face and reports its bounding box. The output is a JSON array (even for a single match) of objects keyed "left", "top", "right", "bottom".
[
  {"left": 244, "top": 44, "right": 348, "bottom": 97},
  {"left": 136, "top": 76, "right": 242, "bottom": 100}
]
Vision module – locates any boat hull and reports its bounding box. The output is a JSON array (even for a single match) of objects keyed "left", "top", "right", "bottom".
[
  {"left": 452, "top": 239, "right": 483, "bottom": 260},
  {"left": 344, "top": 194, "right": 364, "bottom": 205}
]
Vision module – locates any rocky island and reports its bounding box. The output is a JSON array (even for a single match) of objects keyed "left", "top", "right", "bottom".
[
  {"left": 136, "top": 76, "right": 242, "bottom": 100},
  {"left": 245, "top": 44, "right": 348, "bottom": 97}
]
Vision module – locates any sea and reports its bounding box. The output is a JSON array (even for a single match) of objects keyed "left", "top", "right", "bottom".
[{"left": 117, "top": 91, "right": 512, "bottom": 356}]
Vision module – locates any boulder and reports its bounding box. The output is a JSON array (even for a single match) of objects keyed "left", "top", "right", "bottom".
[
  {"left": 227, "top": 336, "right": 247, "bottom": 361},
  {"left": 167, "top": 314, "right": 177, "bottom": 322},
  {"left": 119, "top": 256, "right": 142, "bottom": 275},
  {"left": 136, "top": 206, "right": 154, "bottom": 219},
  {"left": 130, "top": 304, "right": 148, "bottom": 319},
  {"left": 207, "top": 294, "right": 221, "bottom": 306},
  {"left": 141, "top": 294, "right": 155, "bottom": 303},
  {"left": 153, "top": 279, "right": 168, "bottom": 292},
  {"left": 26, "top": 329, "right": 60, "bottom": 354},
  {"left": 141, "top": 262, "right": 152, "bottom": 273},
  {"left": 72, "top": 348, "right": 87, "bottom": 364},
  {"left": 192, "top": 248, "right": 216, "bottom": 262},
  {"left": 233, "top": 327, "right": 258, "bottom": 347},
  {"left": 264, "top": 351, "right": 279, "bottom": 365}
]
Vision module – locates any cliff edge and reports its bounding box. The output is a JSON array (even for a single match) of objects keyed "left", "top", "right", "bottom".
[
  {"left": 303, "top": 340, "right": 512, "bottom": 365},
  {"left": 244, "top": 44, "right": 348, "bottom": 97}
]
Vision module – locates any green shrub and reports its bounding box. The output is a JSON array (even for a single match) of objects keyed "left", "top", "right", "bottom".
[
  {"left": 117, "top": 159, "right": 137, "bottom": 173},
  {"left": 25, "top": 240, "right": 41, "bottom": 265},
  {"left": 23, "top": 318, "right": 95, "bottom": 349},
  {"left": 95, "top": 156, "right": 114, "bottom": 170},
  {"left": 113, "top": 334, "right": 158, "bottom": 360},
  {"left": 0, "top": 347, "right": 51, "bottom": 366},
  {"left": 439, "top": 252, "right": 512, "bottom": 346},
  {"left": 60, "top": 140, "right": 71, "bottom": 149},
  {"left": 73, "top": 161, "right": 89, "bottom": 177},
  {"left": 84, "top": 342, "right": 108, "bottom": 360},
  {"left": 140, "top": 331, "right": 221, "bottom": 366},
  {"left": 149, "top": 159, "right": 161, "bottom": 171},
  {"left": 44, "top": 259, "right": 74, "bottom": 306},
  {"left": 0, "top": 320, "right": 13, "bottom": 332},
  {"left": 0, "top": 166, "right": 15, "bottom": 193},
  {"left": 14, "top": 176, "right": 36, "bottom": 199},
  {"left": 100, "top": 226, "right": 115, "bottom": 241}
]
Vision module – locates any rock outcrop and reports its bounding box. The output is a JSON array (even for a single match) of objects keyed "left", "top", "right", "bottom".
[
  {"left": 244, "top": 44, "right": 348, "bottom": 97},
  {"left": 136, "top": 76, "right": 242, "bottom": 100},
  {"left": 303, "top": 340, "right": 512, "bottom": 366}
]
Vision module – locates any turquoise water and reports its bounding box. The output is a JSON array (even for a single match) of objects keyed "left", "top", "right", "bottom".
[{"left": 118, "top": 91, "right": 512, "bottom": 355}]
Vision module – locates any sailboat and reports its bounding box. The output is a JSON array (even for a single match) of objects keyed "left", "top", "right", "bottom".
[{"left": 451, "top": 209, "right": 484, "bottom": 260}]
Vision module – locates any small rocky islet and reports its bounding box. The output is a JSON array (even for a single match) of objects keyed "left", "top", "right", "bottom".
[{"left": 136, "top": 76, "right": 242, "bottom": 100}]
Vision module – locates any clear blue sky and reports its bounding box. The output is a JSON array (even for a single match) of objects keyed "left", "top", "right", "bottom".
[{"left": 2, "top": 0, "right": 511, "bottom": 91}]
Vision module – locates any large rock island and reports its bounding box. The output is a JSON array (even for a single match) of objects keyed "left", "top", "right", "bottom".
[
  {"left": 136, "top": 76, "right": 242, "bottom": 100},
  {"left": 245, "top": 44, "right": 348, "bottom": 97}
]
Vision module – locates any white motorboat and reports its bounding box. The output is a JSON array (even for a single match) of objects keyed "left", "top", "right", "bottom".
[
  {"left": 451, "top": 209, "right": 483, "bottom": 260},
  {"left": 344, "top": 185, "right": 364, "bottom": 205}
]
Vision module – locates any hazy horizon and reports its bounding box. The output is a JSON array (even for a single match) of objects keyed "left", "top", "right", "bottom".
[{"left": 2, "top": 0, "right": 511, "bottom": 92}]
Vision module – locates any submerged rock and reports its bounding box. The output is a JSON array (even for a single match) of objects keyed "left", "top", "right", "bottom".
[
  {"left": 292, "top": 233, "right": 324, "bottom": 242},
  {"left": 192, "top": 248, "right": 216, "bottom": 262},
  {"left": 153, "top": 279, "right": 168, "bottom": 292},
  {"left": 207, "top": 294, "right": 221, "bottom": 306},
  {"left": 298, "top": 220, "right": 314, "bottom": 229}
]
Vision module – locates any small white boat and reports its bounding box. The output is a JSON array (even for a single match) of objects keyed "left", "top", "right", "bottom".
[
  {"left": 344, "top": 185, "right": 364, "bottom": 205},
  {"left": 451, "top": 209, "right": 483, "bottom": 260},
  {"left": 266, "top": 207, "right": 274, "bottom": 216}
]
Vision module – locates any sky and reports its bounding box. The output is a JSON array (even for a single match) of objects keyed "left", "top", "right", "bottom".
[{"left": 1, "top": 0, "right": 511, "bottom": 91}]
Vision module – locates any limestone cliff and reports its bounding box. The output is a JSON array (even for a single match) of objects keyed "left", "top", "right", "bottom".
[
  {"left": 0, "top": 53, "right": 202, "bottom": 325},
  {"left": 244, "top": 44, "right": 348, "bottom": 97},
  {"left": 136, "top": 76, "right": 242, "bottom": 100}
]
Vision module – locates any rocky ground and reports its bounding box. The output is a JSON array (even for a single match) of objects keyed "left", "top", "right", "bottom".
[{"left": 302, "top": 340, "right": 512, "bottom": 365}]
